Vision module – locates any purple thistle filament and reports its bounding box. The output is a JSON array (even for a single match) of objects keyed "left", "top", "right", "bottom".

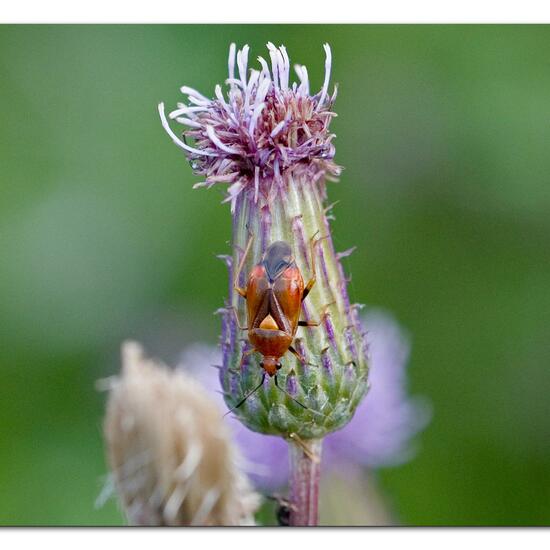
[{"left": 159, "top": 43, "right": 340, "bottom": 213}]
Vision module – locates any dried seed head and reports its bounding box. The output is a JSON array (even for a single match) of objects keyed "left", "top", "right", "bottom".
[
  {"left": 103, "top": 341, "right": 260, "bottom": 525},
  {"left": 160, "top": 44, "right": 369, "bottom": 440}
]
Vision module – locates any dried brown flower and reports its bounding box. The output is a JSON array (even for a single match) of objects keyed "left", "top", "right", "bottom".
[{"left": 103, "top": 341, "right": 260, "bottom": 526}]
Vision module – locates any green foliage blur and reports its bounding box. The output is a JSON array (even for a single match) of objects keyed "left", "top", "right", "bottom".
[{"left": 1, "top": 25, "right": 549, "bottom": 526}]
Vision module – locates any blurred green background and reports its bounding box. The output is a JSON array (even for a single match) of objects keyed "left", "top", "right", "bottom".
[{"left": 1, "top": 24, "right": 549, "bottom": 526}]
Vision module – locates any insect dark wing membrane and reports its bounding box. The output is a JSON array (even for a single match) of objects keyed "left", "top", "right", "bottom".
[{"left": 263, "top": 241, "right": 293, "bottom": 282}]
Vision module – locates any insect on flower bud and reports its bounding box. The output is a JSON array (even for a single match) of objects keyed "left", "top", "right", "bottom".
[
  {"left": 103, "top": 342, "right": 260, "bottom": 525},
  {"left": 159, "top": 43, "right": 369, "bottom": 440}
]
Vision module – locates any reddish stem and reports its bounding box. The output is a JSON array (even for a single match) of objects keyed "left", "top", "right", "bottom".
[{"left": 288, "top": 438, "right": 323, "bottom": 526}]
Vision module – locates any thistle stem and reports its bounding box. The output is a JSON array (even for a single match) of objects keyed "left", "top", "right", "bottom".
[{"left": 288, "top": 438, "right": 323, "bottom": 526}]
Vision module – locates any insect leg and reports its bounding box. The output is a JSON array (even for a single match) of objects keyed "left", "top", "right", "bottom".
[
  {"left": 233, "top": 233, "right": 254, "bottom": 298},
  {"left": 274, "top": 375, "right": 308, "bottom": 409},
  {"left": 229, "top": 305, "right": 248, "bottom": 331},
  {"left": 297, "top": 301, "right": 333, "bottom": 328},
  {"left": 288, "top": 345, "right": 309, "bottom": 365},
  {"left": 302, "top": 231, "right": 322, "bottom": 302},
  {"left": 298, "top": 320, "right": 319, "bottom": 327}
]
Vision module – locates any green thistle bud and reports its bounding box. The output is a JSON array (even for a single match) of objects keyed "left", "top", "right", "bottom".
[{"left": 159, "top": 43, "right": 369, "bottom": 441}]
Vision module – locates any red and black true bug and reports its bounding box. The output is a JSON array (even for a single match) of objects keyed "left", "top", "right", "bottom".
[{"left": 228, "top": 233, "right": 321, "bottom": 411}]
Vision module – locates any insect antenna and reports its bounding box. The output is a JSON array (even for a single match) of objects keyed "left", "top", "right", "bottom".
[
  {"left": 223, "top": 373, "right": 266, "bottom": 418},
  {"left": 274, "top": 375, "right": 308, "bottom": 410}
]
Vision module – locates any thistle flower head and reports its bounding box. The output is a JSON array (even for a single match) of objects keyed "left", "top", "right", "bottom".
[
  {"left": 103, "top": 342, "right": 260, "bottom": 525},
  {"left": 160, "top": 43, "right": 369, "bottom": 441},
  {"left": 179, "top": 310, "right": 431, "bottom": 491},
  {"left": 159, "top": 43, "right": 341, "bottom": 211}
]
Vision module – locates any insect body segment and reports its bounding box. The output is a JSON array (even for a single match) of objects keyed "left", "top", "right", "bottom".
[{"left": 228, "top": 234, "right": 320, "bottom": 412}]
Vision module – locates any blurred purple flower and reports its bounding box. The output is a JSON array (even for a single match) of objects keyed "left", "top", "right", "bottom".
[
  {"left": 324, "top": 310, "right": 431, "bottom": 469},
  {"left": 178, "top": 309, "right": 431, "bottom": 491}
]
